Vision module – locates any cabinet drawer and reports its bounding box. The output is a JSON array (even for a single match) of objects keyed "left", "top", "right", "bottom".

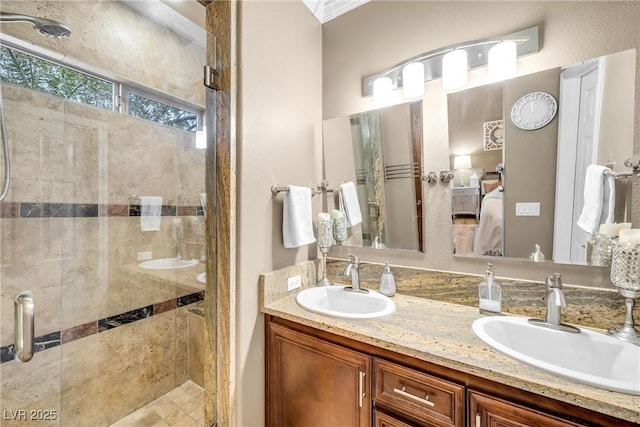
[
  {"left": 374, "top": 409, "right": 415, "bottom": 427},
  {"left": 451, "top": 187, "right": 478, "bottom": 196},
  {"left": 469, "top": 390, "right": 586, "bottom": 427},
  {"left": 374, "top": 359, "right": 464, "bottom": 427}
]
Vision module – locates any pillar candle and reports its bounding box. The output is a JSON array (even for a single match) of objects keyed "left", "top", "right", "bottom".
[
  {"left": 618, "top": 229, "right": 640, "bottom": 244},
  {"left": 598, "top": 223, "right": 618, "bottom": 236},
  {"left": 330, "top": 209, "right": 344, "bottom": 219}
]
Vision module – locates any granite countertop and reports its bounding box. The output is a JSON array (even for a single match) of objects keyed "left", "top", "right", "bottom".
[{"left": 261, "top": 262, "right": 640, "bottom": 424}]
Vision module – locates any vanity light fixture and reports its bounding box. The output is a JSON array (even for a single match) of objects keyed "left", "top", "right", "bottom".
[
  {"left": 361, "top": 26, "right": 539, "bottom": 98},
  {"left": 442, "top": 49, "right": 468, "bottom": 91},
  {"left": 373, "top": 76, "right": 393, "bottom": 107},
  {"left": 488, "top": 40, "right": 517, "bottom": 81},
  {"left": 402, "top": 62, "right": 425, "bottom": 99}
]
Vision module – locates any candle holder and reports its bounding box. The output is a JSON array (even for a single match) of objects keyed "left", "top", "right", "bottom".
[
  {"left": 590, "top": 233, "right": 616, "bottom": 267},
  {"left": 316, "top": 218, "right": 333, "bottom": 286},
  {"left": 333, "top": 214, "right": 347, "bottom": 245},
  {"left": 607, "top": 241, "right": 640, "bottom": 345}
]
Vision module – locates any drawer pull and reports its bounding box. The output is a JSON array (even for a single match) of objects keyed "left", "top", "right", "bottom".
[
  {"left": 359, "top": 371, "right": 365, "bottom": 408},
  {"left": 393, "top": 384, "right": 435, "bottom": 407}
]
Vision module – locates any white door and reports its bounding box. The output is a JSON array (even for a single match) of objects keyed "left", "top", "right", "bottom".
[{"left": 553, "top": 59, "right": 604, "bottom": 264}]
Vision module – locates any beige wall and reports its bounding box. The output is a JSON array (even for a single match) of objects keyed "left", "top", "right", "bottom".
[
  {"left": 237, "top": 1, "right": 322, "bottom": 425},
  {"left": 598, "top": 49, "right": 636, "bottom": 173},
  {"left": 503, "top": 68, "right": 560, "bottom": 258},
  {"left": 324, "top": 1, "right": 640, "bottom": 287}
]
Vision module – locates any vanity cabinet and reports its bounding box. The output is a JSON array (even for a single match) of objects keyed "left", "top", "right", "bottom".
[
  {"left": 265, "top": 316, "right": 636, "bottom": 427},
  {"left": 266, "top": 321, "right": 371, "bottom": 427}
]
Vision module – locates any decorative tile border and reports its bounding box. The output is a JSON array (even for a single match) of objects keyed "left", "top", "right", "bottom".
[
  {"left": 0, "top": 202, "right": 204, "bottom": 219},
  {"left": 0, "top": 291, "right": 204, "bottom": 363}
]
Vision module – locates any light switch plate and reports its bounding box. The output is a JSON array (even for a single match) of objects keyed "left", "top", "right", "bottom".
[
  {"left": 287, "top": 275, "right": 302, "bottom": 291},
  {"left": 516, "top": 202, "right": 540, "bottom": 216}
]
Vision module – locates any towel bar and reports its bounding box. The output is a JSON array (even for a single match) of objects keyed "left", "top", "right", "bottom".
[
  {"left": 604, "top": 170, "right": 634, "bottom": 179},
  {"left": 270, "top": 185, "right": 322, "bottom": 196}
]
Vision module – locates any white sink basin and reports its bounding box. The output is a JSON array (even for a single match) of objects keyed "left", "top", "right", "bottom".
[
  {"left": 138, "top": 257, "right": 199, "bottom": 270},
  {"left": 296, "top": 285, "right": 395, "bottom": 319},
  {"left": 196, "top": 272, "right": 206, "bottom": 284},
  {"left": 472, "top": 316, "right": 640, "bottom": 395}
]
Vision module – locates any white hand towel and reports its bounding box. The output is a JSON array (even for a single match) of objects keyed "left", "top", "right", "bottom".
[
  {"left": 140, "top": 196, "right": 163, "bottom": 231},
  {"left": 577, "top": 165, "right": 616, "bottom": 233},
  {"left": 600, "top": 170, "right": 616, "bottom": 225},
  {"left": 283, "top": 186, "right": 316, "bottom": 248},
  {"left": 339, "top": 181, "right": 362, "bottom": 227},
  {"left": 200, "top": 192, "right": 207, "bottom": 217}
]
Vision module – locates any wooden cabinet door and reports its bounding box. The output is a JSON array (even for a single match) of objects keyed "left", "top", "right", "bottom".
[
  {"left": 266, "top": 322, "right": 371, "bottom": 427},
  {"left": 469, "top": 390, "right": 585, "bottom": 427}
]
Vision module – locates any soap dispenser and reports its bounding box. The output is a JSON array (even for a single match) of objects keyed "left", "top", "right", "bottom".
[
  {"left": 478, "top": 263, "right": 501, "bottom": 315},
  {"left": 379, "top": 261, "right": 396, "bottom": 297},
  {"left": 529, "top": 244, "right": 545, "bottom": 262}
]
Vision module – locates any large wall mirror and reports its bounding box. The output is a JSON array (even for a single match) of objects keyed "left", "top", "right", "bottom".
[
  {"left": 323, "top": 100, "right": 424, "bottom": 252},
  {"left": 448, "top": 48, "right": 636, "bottom": 265}
]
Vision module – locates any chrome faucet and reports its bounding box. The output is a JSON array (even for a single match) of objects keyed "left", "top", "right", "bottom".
[
  {"left": 343, "top": 255, "right": 368, "bottom": 294},
  {"left": 529, "top": 273, "right": 580, "bottom": 333}
]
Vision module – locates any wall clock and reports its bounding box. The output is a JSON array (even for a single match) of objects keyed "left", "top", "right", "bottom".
[{"left": 510, "top": 92, "right": 557, "bottom": 130}]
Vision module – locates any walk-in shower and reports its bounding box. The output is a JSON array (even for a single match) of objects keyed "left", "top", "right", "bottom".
[
  {"left": 1, "top": 2, "right": 207, "bottom": 425},
  {"left": 0, "top": 12, "right": 71, "bottom": 202}
]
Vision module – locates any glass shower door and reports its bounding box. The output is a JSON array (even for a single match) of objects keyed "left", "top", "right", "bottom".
[{"left": 1, "top": 1, "right": 208, "bottom": 425}]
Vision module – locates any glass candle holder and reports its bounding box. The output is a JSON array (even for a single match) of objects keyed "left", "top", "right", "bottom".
[
  {"left": 590, "top": 233, "right": 616, "bottom": 267},
  {"left": 316, "top": 218, "right": 333, "bottom": 286},
  {"left": 608, "top": 241, "right": 640, "bottom": 345},
  {"left": 332, "top": 215, "right": 347, "bottom": 244},
  {"left": 611, "top": 241, "right": 640, "bottom": 292}
]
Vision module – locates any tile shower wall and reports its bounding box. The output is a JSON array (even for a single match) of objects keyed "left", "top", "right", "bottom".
[{"left": 0, "top": 1, "right": 206, "bottom": 425}]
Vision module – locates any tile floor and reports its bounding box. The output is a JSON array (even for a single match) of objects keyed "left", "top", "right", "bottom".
[{"left": 110, "top": 380, "right": 204, "bottom": 427}]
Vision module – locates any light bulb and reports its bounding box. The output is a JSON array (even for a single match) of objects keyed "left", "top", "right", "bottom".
[
  {"left": 402, "top": 62, "right": 424, "bottom": 99},
  {"left": 488, "top": 40, "right": 517, "bottom": 81},
  {"left": 373, "top": 77, "right": 392, "bottom": 107},
  {"left": 442, "top": 49, "right": 468, "bottom": 91}
]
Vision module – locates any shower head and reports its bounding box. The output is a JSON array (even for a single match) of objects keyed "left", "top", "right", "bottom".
[{"left": 0, "top": 12, "right": 71, "bottom": 39}]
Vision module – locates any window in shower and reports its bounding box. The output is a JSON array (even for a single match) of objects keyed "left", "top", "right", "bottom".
[
  {"left": 126, "top": 91, "right": 198, "bottom": 132},
  {"left": 0, "top": 45, "right": 115, "bottom": 110},
  {"left": 0, "top": 43, "right": 203, "bottom": 132}
]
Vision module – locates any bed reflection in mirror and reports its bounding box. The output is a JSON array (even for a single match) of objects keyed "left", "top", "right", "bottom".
[
  {"left": 448, "top": 49, "right": 636, "bottom": 265},
  {"left": 323, "top": 100, "right": 425, "bottom": 252}
]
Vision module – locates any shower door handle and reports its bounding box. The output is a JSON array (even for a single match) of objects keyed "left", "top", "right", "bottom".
[{"left": 14, "top": 291, "right": 34, "bottom": 363}]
